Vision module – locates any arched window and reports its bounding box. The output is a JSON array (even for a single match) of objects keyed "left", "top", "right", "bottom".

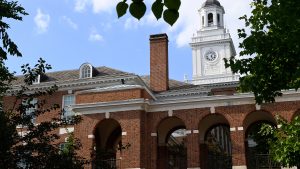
[
  {"left": 208, "top": 13, "right": 213, "bottom": 26},
  {"left": 217, "top": 14, "right": 220, "bottom": 25},
  {"left": 79, "top": 63, "right": 93, "bottom": 79},
  {"left": 202, "top": 16, "right": 204, "bottom": 26}
]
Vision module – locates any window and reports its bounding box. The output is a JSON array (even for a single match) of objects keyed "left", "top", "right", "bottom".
[
  {"left": 79, "top": 63, "right": 93, "bottom": 79},
  {"left": 208, "top": 13, "right": 213, "bottom": 26},
  {"left": 62, "top": 95, "right": 75, "bottom": 121},
  {"left": 23, "top": 98, "right": 37, "bottom": 124},
  {"left": 217, "top": 14, "right": 220, "bottom": 25},
  {"left": 59, "top": 142, "right": 67, "bottom": 152},
  {"left": 202, "top": 16, "right": 204, "bottom": 26}
]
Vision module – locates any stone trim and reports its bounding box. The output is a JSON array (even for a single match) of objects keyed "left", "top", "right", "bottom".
[
  {"left": 237, "top": 127, "right": 244, "bottom": 131},
  {"left": 88, "top": 135, "right": 95, "bottom": 139},
  {"left": 59, "top": 127, "right": 74, "bottom": 135},
  {"left": 151, "top": 133, "right": 157, "bottom": 137},
  {"left": 105, "top": 112, "right": 110, "bottom": 119},
  {"left": 193, "top": 130, "right": 199, "bottom": 133},
  {"left": 210, "top": 106, "right": 215, "bottom": 113},
  {"left": 168, "top": 109, "right": 173, "bottom": 117},
  {"left": 232, "top": 166, "right": 247, "bottom": 169}
]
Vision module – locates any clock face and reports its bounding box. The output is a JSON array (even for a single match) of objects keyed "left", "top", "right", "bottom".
[{"left": 205, "top": 51, "right": 217, "bottom": 61}]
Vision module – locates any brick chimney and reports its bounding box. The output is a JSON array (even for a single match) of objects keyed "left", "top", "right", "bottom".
[{"left": 150, "top": 33, "right": 169, "bottom": 92}]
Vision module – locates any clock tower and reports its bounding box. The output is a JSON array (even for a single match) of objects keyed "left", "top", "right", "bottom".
[{"left": 190, "top": 0, "right": 239, "bottom": 85}]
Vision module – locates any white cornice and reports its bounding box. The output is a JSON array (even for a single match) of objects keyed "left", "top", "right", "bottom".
[
  {"left": 71, "top": 90, "right": 300, "bottom": 114},
  {"left": 72, "top": 98, "right": 149, "bottom": 115},
  {"left": 7, "top": 75, "right": 139, "bottom": 94},
  {"left": 76, "top": 84, "right": 144, "bottom": 94}
]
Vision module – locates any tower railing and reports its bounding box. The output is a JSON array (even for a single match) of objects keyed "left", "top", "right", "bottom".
[{"left": 191, "top": 33, "right": 231, "bottom": 43}]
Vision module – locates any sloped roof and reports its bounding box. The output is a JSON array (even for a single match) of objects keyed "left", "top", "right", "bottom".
[
  {"left": 140, "top": 75, "right": 194, "bottom": 90},
  {"left": 12, "top": 66, "right": 134, "bottom": 85}
]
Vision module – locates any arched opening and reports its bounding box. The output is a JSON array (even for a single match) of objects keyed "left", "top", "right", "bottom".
[
  {"left": 217, "top": 14, "right": 220, "bottom": 25},
  {"left": 199, "top": 114, "right": 232, "bottom": 169},
  {"left": 157, "top": 117, "right": 187, "bottom": 169},
  {"left": 205, "top": 125, "right": 232, "bottom": 169},
  {"left": 243, "top": 111, "right": 279, "bottom": 169},
  {"left": 202, "top": 16, "right": 204, "bottom": 26},
  {"left": 208, "top": 13, "right": 213, "bottom": 26},
  {"left": 93, "top": 119, "right": 122, "bottom": 169}
]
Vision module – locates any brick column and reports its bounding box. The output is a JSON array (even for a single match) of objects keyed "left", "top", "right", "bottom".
[
  {"left": 115, "top": 110, "right": 146, "bottom": 169},
  {"left": 231, "top": 130, "right": 247, "bottom": 169},
  {"left": 157, "top": 146, "right": 168, "bottom": 169},
  {"left": 186, "top": 132, "right": 200, "bottom": 169},
  {"left": 149, "top": 134, "right": 158, "bottom": 169},
  {"left": 74, "top": 115, "right": 96, "bottom": 169},
  {"left": 199, "top": 141, "right": 208, "bottom": 169}
]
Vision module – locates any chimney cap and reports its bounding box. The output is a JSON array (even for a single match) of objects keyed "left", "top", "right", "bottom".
[{"left": 150, "top": 33, "right": 168, "bottom": 40}]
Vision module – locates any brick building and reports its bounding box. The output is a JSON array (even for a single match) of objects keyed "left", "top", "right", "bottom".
[{"left": 3, "top": 0, "right": 300, "bottom": 169}]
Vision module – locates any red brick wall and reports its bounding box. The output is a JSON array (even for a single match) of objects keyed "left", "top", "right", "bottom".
[
  {"left": 4, "top": 89, "right": 300, "bottom": 169},
  {"left": 76, "top": 89, "right": 147, "bottom": 104}
]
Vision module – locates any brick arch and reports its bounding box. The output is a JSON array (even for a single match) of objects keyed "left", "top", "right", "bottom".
[
  {"left": 243, "top": 110, "right": 276, "bottom": 134},
  {"left": 156, "top": 116, "right": 186, "bottom": 146},
  {"left": 93, "top": 118, "right": 122, "bottom": 150},
  {"left": 198, "top": 113, "right": 230, "bottom": 142}
]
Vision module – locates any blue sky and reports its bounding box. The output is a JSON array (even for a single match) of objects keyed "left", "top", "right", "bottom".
[{"left": 5, "top": 0, "right": 252, "bottom": 81}]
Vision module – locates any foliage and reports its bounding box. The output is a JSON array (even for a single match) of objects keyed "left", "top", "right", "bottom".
[
  {"left": 260, "top": 116, "right": 300, "bottom": 168},
  {"left": 225, "top": 0, "right": 300, "bottom": 104},
  {"left": 248, "top": 122, "right": 274, "bottom": 154},
  {"left": 0, "top": 1, "right": 87, "bottom": 168},
  {"left": 0, "top": 0, "right": 28, "bottom": 59},
  {"left": 116, "top": 0, "right": 181, "bottom": 26},
  {"left": 0, "top": 59, "right": 87, "bottom": 169}
]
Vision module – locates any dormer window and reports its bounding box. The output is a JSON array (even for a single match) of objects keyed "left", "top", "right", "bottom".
[
  {"left": 79, "top": 63, "right": 93, "bottom": 79},
  {"left": 32, "top": 75, "right": 40, "bottom": 84}
]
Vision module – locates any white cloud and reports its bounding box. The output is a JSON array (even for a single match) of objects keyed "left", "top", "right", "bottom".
[
  {"left": 74, "top": 0, "right": 252, "bottom": 51},
  {"left": 89, "top": 28, "right": 104, "bottom": 42},
  {"left": 91, "top": 0, "right": 119, "bottom": 13},
  {"left": 74, "top": 0, "right": 89, "bottom": 12},
  {"left": 62, "top": 16, "right": 78, "bottom": 30},
  {"left": 124, "top": 12, "right": 164, "bottom": 30},
  {"left": 74, "top": 0, "right": 119, "bottom": 13},
  {"left": 34, "top": 8, "right": 50, "bottom": 34}
]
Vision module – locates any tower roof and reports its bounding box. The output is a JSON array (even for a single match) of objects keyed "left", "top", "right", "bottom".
[{"left": 202, "top": 0, "right": 222, "bottom": 8}]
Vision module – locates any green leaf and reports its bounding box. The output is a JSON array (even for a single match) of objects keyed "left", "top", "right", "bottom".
[
  {"left": 152, "top": 0, "right": 164, "bottom": 20},
  {"left": 116, "top": 1, "right": 128, "bottom": 18},
  {"left": 163, "top": 9, "right": 179, "bottom": 26},
  {"left": 164, "top": 0, "right": 181, "bottom": 11},
  {"left": 129, "top": 1, "right": 146, "bottom": 20}
]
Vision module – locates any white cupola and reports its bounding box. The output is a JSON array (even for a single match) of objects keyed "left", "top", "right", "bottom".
[
  {"left": 190, "top": 0, "right": 239, "bottom": 85},
  {"left": 199, "top": 0, "right": 225, "bottom": 30}
]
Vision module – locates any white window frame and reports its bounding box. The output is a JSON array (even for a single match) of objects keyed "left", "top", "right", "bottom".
[
  {"left": 24, "top": 98, "right": 38, "bottom": 124},
  {"left": 79, "top": 63, "right": 93, "bottom": 79},
  {"left": 62, "top": 95, "right": 75, "bottom": 121}
]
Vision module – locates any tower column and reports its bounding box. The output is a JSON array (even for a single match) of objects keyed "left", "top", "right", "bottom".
[
  {"left": 204, "top": 13, "right": 208, "bottom": 27},
  {"left": 213, "top": 12, "right": 217, "bottom": 26}
]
